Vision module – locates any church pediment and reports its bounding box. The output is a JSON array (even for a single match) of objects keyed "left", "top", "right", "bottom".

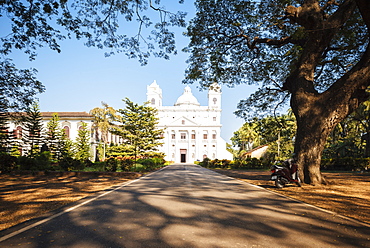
[{"left": 168, "top": 116, "right": 199, "bottom": 126}]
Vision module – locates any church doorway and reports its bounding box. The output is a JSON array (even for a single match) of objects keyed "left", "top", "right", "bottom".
[{"left": 180, "top": 149, "right": 187, "bottom": 163}]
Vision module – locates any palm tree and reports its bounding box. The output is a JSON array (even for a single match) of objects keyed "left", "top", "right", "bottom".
[{"left": 90, "top": 102, "right": 116, "bottom": 160}]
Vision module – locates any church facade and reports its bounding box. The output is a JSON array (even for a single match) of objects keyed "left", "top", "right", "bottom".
[{"left": 147, "top": 81, "right": 233, "bottom": 163}]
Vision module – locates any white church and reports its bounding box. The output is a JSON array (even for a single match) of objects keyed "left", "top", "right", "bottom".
[
  {"left": 6, "top": 81, "right": 233, "bottom": 163},
  {"left": 147, "top": 81, "right": 233, "bottom": 163}
]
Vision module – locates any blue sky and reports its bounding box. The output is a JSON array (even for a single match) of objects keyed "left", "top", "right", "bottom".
[{"left": 1, "top": 1, "right": 259, "bottom": 142}]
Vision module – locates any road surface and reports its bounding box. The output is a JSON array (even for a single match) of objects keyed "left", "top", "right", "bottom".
[{"left": 0, "top": 164, "right": 369, "bottom": 247}]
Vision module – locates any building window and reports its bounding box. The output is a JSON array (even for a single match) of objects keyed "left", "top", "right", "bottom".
[
  {"left": 191, "top": 133, "right": 196, "bottom": 139},
  {"left": 203, "top": 134, "right": 208, "bottom": 139},
  {"left": 212, "top": 134, "right": 217, "bottom": 139},
  {"left": 15, "top": 126, "right": 22, "bottom": 139},
  {"left": 171, "top": 134, "right": 176, "bottom": 139},
  {"left": 182, "top": 120, "right": 185, "bottom": 125},
  {"left": 204, "top": 145, "right": 207, "bottom": 147},
  {"left": 151, "top": 98, "right": 155, "bottom": 105},
  {"left": 213, "top": 97, "right": 217, "bottom": 104},
  {"left": 213, "top": 117, "right": 216, "bottom": 121},
  {"left": 181, "top": 133, "right": 186, "bottom": 139},
  {"left": 63, "top": 126, "right": 70, "bottom": 138}
]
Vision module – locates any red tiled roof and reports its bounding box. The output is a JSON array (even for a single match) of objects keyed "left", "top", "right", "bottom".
[
  {"left": 8, "top": 112, "right": 93, "bottom": 118},
  {"left": 41, "top": 112, "right": 93, "bottom": 117},
  {"left": 244, "top": 145, "right": 269, "bottom": 154}
]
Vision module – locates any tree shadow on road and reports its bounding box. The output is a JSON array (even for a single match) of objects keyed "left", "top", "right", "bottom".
[{"left": 1, "top": 165, "right": 369, "bottom": 248}]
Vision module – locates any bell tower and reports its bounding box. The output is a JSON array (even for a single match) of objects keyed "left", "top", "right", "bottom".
[
  {"left": 208, "top": 82, "right": 221, "bottom": 109},
  {"left": 146, "top": 80, "right": 162, "bottom": 108}
]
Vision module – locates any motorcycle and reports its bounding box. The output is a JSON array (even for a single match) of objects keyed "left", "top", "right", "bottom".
[{"left": 270, "top": 159, "right": 301, "bottom": 188}]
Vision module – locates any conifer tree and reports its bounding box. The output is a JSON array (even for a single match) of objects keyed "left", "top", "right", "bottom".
[
  {"left": 45, "top": 113, "right": 65, "bottom": 160},
  {"left": 0, "top": 111, "right": 12, "bottom": 153},
  {"left": 22, "top": 102, "right": 44, "bottom": 157},
  {"left": 75, "top": 122, "right": 91, "bottom": 161},
  {"left": 114, "top": 98, "right": 164, "bottom": 160}
]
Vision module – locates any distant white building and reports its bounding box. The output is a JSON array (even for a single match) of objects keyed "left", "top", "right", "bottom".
[
  {"left": 147, "top": 80, "right": 233, "bottom": 163},
  {"left": 7, "top": 112, "right": 97, "bottom": 157}
]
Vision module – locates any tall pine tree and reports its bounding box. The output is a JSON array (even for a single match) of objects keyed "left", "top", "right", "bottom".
[
  {"left": 22, "top": 102, "right": 44, "bottom": 157},
  {"left": 0, "top": 112, "right": 13, "bottom": 153},
  {"left": 45, "top": 113, "right": 66, "bottom": 160},
  {"left": 114, "top": 98, "right": 164, "bottom": 160},
  {"left": 75, "top": 122, "right": 91, "bottom": 161}
]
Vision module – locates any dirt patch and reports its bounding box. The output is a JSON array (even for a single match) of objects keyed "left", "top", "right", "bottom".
[
  {"left": 0, "top": 173, "right": 134, "bottom": 231},
  {"left": 214, "top": 169, "right": 370, "bottom": 225}
]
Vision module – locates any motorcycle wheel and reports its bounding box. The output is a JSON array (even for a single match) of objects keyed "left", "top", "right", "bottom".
[{"left": 275, "top": 177, "right": 284, "bottom": 188}]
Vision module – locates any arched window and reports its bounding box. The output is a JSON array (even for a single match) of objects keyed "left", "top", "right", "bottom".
[
  {"left": 63, "top": 126, "right": 70, "bottom": 138},
  {"left": 15, "top": 126, "right": 22, "bottom": 139},
  {"left": 151, "top": 98, "right": 156, "bottom": 105},
  {"left": 213, "top": 97, "right": 217, "bottom": 104}
]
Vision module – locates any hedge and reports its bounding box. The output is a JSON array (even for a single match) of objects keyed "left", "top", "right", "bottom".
[{"left": 321, "top": 158, "right": 370, "bottom": 171}]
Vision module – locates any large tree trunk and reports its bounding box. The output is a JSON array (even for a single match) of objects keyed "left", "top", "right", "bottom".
[
  {"left": 282, "top": 0, "right": 370, "bottom": 185},
  {"left": 289, "top": 44, "right": 370, "bottom": 184},
  {"left": 291, "top": 89, "right": 351, "bottom": 185}
]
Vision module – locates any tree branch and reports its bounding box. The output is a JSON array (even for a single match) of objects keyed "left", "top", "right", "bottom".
[{"left": 355, "top": 0, "right": 370, "bottom": 31}]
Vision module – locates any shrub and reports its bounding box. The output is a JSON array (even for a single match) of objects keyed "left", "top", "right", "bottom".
[
  {"left": 199, "top": 157, "right": 211, "bottom": 167},
  {"left": 59, "top": 157, "right": 83, "bottom": 171},
  {"left": 92, "top": 162, "right": 106, "bottom": 171},
  {"left": 131, "top": 163, "right": 144, "bottom": 172},
  {"left": 152, "top": 157, "right": 165, "bottom": 167},
  {"left": 119, "top": 158, "right": 134, "bottom": 171},
  {"left": 0, "top": 153, "right": 17, "bottom": 172},
  {"left": 321, "top": 158, "right": 370, "bottom": 171},
  {"left": 137, "top": 158, "right": 155, "bottom": 170},
  {"left": 105, "top": 157, "right": 118, "bottom": 172},
  {"left": 35, "top": 152, "right": 52, "bottom": 170}
]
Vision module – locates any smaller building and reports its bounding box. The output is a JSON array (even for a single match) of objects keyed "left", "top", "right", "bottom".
[
  {"left": 6, "top": 112, "right": 124, "bottom": 159},
  {"left": 7, "top": 112, "right": 96, "bottom": 157},
  {"left": 243, "top": 145, "right": 269, "bottom": 159}
]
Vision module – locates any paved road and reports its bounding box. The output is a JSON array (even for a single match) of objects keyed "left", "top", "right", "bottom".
[{"left": 0, "top": 164, "right": 369, "bottom": 247}]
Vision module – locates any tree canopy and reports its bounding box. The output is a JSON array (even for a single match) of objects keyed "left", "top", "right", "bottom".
[
  {"left": 0, "top": 0, "right": 187, "bottom": 112},
  {"left": 184, "top": 0, "right": 370, "bottom": 184},
  {"left": 1, "top": 0, "right": 186, "bottom": 63},
  {"left": 184, "top": 0, "right": 368, "bottom": 117}
]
